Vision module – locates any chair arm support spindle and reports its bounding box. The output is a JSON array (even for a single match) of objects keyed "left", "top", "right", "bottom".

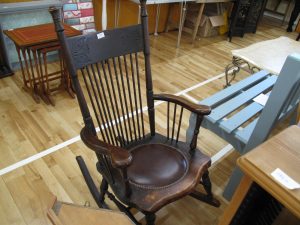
[{"left": 190, "top": 115, "right": 203, "bottom": 154}]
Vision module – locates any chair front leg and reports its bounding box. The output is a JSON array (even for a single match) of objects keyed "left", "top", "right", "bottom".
[
  {"left": 190, "top": 170, "right": 221, "bottom": 207},
  {"left": 99, "top": 178, "right": 109, "bottom": 206},
  {"left": 201, "top": 170, "right": 213, "bottom": 199},
  {"left": 144, "top": 212, "right": 156, "bottom": 225},
  {"left": 120, "top": 168, "right": 131, "bottom": 197}
]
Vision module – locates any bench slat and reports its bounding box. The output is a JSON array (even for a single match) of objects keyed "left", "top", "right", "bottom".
[
  {"left": 200, "top": 70, "right": 270, "bottom": 107},
  {"left": 219, "top": 102, "right": 264, "bottom": 133},
  {"left": 207, "top": 75, "right": 277, "bottom": 123}
]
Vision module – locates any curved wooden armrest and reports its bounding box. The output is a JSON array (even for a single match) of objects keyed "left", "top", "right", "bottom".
[
  {"left": 80, "top": 127, "right": 132, "bottom": 168},
  {"left": 109, "top": 145, "right": 133, "bottom": 168},
  {"left": 153, "top": 93, "right": 211, "bottom": 115}
]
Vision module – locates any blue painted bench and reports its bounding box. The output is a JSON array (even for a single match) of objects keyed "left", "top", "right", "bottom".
[{"left": 187, "top": 53, "right": 300, "bottom": 200}]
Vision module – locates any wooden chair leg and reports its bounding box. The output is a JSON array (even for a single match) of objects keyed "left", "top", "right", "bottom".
[
  {"left": 297, "top": 33, "right": 300, "bottom": 41},
  {"left": 99, "top": 178, "right": 108, "bottom": 204},
  {"left": 189, "top": 170, "right": 220, "bottom": 207},
  {"left": 202, "top": 170, "right": 213, "bottom": 198},
  {"left": 145, "top": 212, "right": 156, "bottom": 225}
]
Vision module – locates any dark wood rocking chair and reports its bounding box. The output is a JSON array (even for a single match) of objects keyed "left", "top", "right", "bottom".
[{"left": 49, "top": 1, "right": 219, "bottom": 224}]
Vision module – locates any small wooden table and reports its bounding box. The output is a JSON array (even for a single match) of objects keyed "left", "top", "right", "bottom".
[
  {"left": 131, "top": 0, "right": 233, "bottom": 47},
  {"left": 48, "top": 197, "right": 134, "bottom": 225},
  {"left": 218, "top": 125, "right": 300, "bottom": 225},
  {"left": 4, "top": 23, "right": 81, "bottom": 105},
  {"left": 130, "top": 0, "right": 195, "bottom": 48}
]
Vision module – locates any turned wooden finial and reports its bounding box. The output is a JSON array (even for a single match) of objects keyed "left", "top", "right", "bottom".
[
  {"left": 49, "top": 6, "right": 64, "bottom": 33},
  {"left": 139, "top": 0, "right": 147, "bottom": 17}
]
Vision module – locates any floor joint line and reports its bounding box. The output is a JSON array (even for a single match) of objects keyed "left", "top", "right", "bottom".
[{"left": 0, "top": 70, "right": 235, "bottom": 176}]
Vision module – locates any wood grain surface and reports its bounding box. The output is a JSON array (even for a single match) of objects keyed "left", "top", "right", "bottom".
[
  {"left": 238, "top": 125, "right": 300, "bottom": 218},
  {"left": 4, "top": 23, "right": 81, "bottom": 47}
]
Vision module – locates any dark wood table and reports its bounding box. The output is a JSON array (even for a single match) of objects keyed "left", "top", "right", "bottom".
[{"left": 4, "top": 23, "right": 81, "bottom": 105}]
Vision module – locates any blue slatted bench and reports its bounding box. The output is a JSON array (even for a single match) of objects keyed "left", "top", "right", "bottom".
[{"left": 186, "top": 54, "right": 300, "bottom": 200}]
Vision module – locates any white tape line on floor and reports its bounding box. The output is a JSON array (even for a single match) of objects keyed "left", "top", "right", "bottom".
[{"left": 0, "top": 69, "right": 236, "bottom": 176}]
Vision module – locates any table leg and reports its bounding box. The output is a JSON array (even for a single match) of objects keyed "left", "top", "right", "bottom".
[
  {"left": 281, "top": 0, "right": 292, "bottom": 25},
  {"left": 192, "top": 3, "right": 205, "bottom": 43},
  {"left": 177, "top": 2, "right": 187, "bottom": 48},
  {"left": 137, "top": 5, "right": 141, "bottom": 24},
  {"left": 21, "top": 48, "right": 40, "bottom": 103},
  {"left": 27, "top": 49, "right": 39, "bottom": 95},
  {"left": 59, "top": 49, "right": 75, "bottom": 98},
  {"left": 225, "top": 56, "right": 260, "bottom": 87},
  {"left": 154, "top": 4, "right": 161, "bottom": 36},
  {"left": 114, "top": 0, "right": 120, "bottom": 28},
  {"left": 41, "top": 50, "right": 55, "bottom": 105},
  {"left": 225, "top": 57, "right": 238, "bottom": 87},
  {"left": 102, "top": 0, "right": 107, "bottom": 30},
  {"left": 164, "top": 4, "right": 173, "bottom": 32},
  {"left": 40, "top": 50, "right": 50, "bottom": 97},
  {"left": 217, "top": 175, "right": 252, "bottom": 225},
  {"left": 33, "top": 48, "right": 51, "bottom": 105},
  {"left": 15, "top": 46, "right": 28, "bottom": 90}
]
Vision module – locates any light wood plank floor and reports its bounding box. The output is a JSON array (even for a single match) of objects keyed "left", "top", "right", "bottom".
[{"left": 0, "top": 19, "right": 298, "bottom": 225}]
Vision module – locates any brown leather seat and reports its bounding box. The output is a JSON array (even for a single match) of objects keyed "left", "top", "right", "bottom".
[
  {"left": 123, "top": 139, "right": 213, "bottom": 214},
  {"left": 128, "top": 144, "right": 188, "bottom": 189}
]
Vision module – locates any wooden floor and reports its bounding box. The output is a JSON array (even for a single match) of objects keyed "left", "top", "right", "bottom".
[{"left": 0, "top": 18, "right": 298, "bottom": 225}]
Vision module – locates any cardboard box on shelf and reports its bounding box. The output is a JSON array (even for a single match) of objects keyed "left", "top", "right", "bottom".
[{"left": 183, "top": 2, "right": 231, "bottom": 38}]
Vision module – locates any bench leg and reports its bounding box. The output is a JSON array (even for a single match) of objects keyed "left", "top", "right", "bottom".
[{"left": 223, "top": 166, "right": 244, "bottom": 201}]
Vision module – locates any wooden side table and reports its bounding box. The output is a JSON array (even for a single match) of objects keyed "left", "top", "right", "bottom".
[
  {"left": 218, "top": 125, "right": 300, "bottom": 225},
  {"left": 164, "top": 0, "right": 234, "bottom": 46},
  {"left": 4, "top": 23, "right": 80, "bottom": 105},
  {"left": 130, "top": 0, "right": 195, "bottom": 48},
  {"left": 48, "top": 196, "right": 134, "bottom": 225}
]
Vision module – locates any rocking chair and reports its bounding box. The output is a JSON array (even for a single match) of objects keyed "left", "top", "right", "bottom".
[{"left": 49, "top": 1, "right": 219, "bottom": 224}]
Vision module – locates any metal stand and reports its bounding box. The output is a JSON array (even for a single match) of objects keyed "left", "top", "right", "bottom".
[{"left": 225, "top": 56, "right": 260, "bottom": 87}]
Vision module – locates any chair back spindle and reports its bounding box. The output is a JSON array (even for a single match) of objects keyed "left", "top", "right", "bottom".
[{"left": 50, "top": 0, "right": 153, "bottom": 150}]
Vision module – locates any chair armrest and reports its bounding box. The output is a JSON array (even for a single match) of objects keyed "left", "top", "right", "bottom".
[
  {"left": 153, "top": 93, "right": 211, "bottom": 115},
  {"left": 109, "top": 145, "right": 133, "bottom": 168},
  {"left": 80, "top": 127, "right": 132, "bottom": 168}
]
